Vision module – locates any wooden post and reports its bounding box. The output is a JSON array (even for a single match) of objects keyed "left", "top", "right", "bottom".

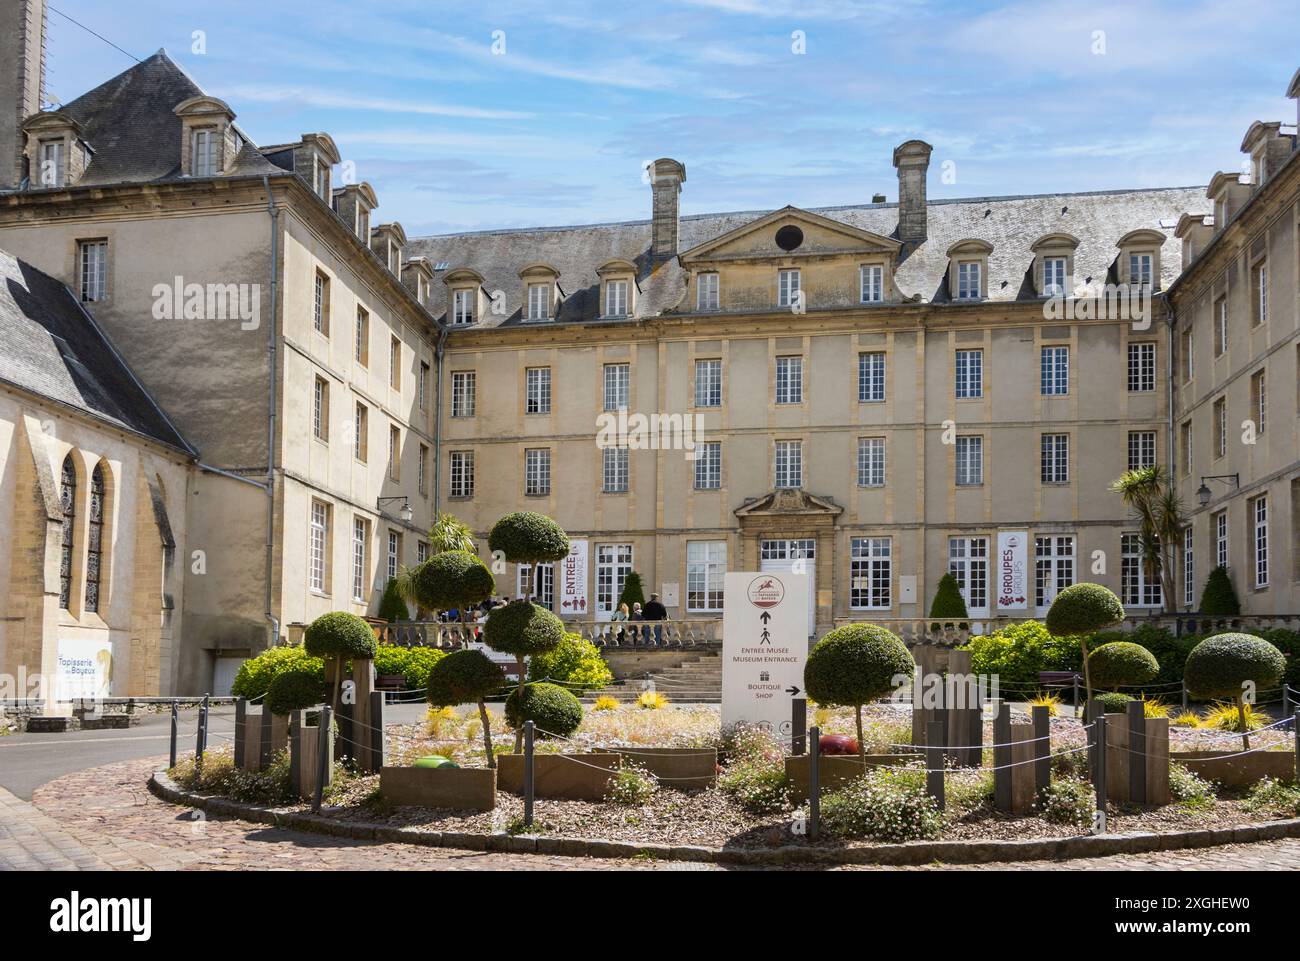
[
  {"left": 259, "top": 709, "right": 272, "bottom": 769},
  {"left": 233, "top": 697, "right": 247, "bottom": 769},
  {"left": 168, "top": 700, "right": 178, "bottom": 769},
  {"left": 289, "top": 710, "right": 303, "bottom": 797},
  {"left": 1031, "top": 705, "right": 1051, "bottom": 796},
  {"left": 523, "top": 720, "right": 535, "bottom": 828},
  {"left": 1072, "top": 676, "right": 1080, "bottom": 718},
  {"left": 925, "top": 720, "right": 945, "bottom": 811},
  {"left": 808, "top": 725, "right": 821, "bottom": 840},
  {"left": 791, "top": 697, "right": 807, "bottom": 756},
  {"left": 369, "top": 690, "right": 385, "bottom": 771},
  {"left": 312, "top": 705, "right": 332, "bottom": 814},
  {"left": 194, "top": 695, "right": 207, "bottom": 767},
  {"left": 1093, "top": 712, "right": 1108, "bottom": 833},
  {"left": 1127, "top": 700, "right": 1147, "bottom": 806},
  {"left": 992, "top": 699, "right": 1011, "bottom": 812},
  {"left": 353, "top": 658, "right": 377, "bottom": 772},
  {"left": 1294, "top": 711, "right": 1299, "bottom": 776}
]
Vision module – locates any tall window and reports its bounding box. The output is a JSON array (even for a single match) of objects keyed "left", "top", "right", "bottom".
[
  {"left": 191, "top": 127, "right": 219, "bottom": 176},
  {"left": 59, "top": 455, "right": 76, "bottom": 609},
  {"left": 1212, "top": 396, "right": 1226, "bottom": 459},
  {"left": 857, "top": 437, "right": 885, "bottom": 487},
  {"left": 955, "top": 435, "right": 983, "bottom": 486},
  {"left": 955, "top": 349, "right": 982, "bottom": 398},
  {"left": 451, "top": 371, "right": 476, "bottom": 417},
  {"left": 860, "top": 264, "right": 883, "bottom": 303},
  {"left": 1180, "top": 421, "right": 1193, "bottom": 476},
  {"left": 948, "top": 537, "right": 988, "bottom": 613},
  {"left": 1128, "top": 342, "right": 1155, "bottom": 392},
  {"left": 695, "top": 359, "right": 722, "bottom": 407},
  {"left": 354, "top": 307, "right": 369, "bottom": 365},
  {"left": 777, "top": 269, "right": 800, "bottom": 307},
  {"left": 1040, "top": 433, "right": 1068, "bottom": 484},
  {"left": 388, "top": 425, "right": 400, "bottom": 481},
  {"left": 697, "top": 273, "right": 719, "bottom": 310},
  {"left": 352, "top": 517, "right": 369, "bottom": 604},
  {"left": 1214, "top": 510, "right": 1228, "bottom": 569},
  {"left": 1043, "top": 256, "right": 1067, "bottom": 296},
  {"left": 313, "top": 377, "right": 328, "bottom": 441},
  {"left": 1041, "top": 346, "right": 1068, "bottom": 395},
  {"left": 686, "top": 541, "right": 726, "bottom": 612},
  {"left": 78, "top": 240, "right": 107, "bottom": 302},
  {"left": 858, "top": 352, "right": 885, "bottom": 403},
  {"left": 1183, "top": 527, "right": 1195, "bottom": 608},
  {"left": 603, "top": 446, "right": 629, "bottom": 493},
  {"left": 775, "top": 356, "right": 803, "bottom": 404},
  {"left": 387, "top": 530, "right": 401, "bottom": 581},
  {"left": 605, "top": 280, "right": 629, "bottom": 317},
  {"left": 1214, "top": 296, "right": 1227, "bottom": 357},
  {"left": 1251, "top": 496, "right": 1268, "bottom": 588},
  {"left": 517, "top": 563, "right": 555, "bottom": 608},
  {"left": 418, "top": 444, "right": 428, "bottom": 495},
  {"left": 1034, "top": 535, "right": 1074, "bottom": 610},
  {"left": 452, "top": 288, "right": 475, "bottom": 325},
  {"left": 775, "top": 440, "right": 802, "bottom": 488},
  {"left": 309, "top": 500, "right": 329, "bottom": 593},
  {"left": 449, "top": 451, "right": 474, "bottom": 497},
  {"left": 1121, "top": 533, "right": 1161, "bottom": 607},
  {"left": 1129, "top": 252, "right": 1153, "bottom": 288},
  {"left": 354, "top": 403, "right": 367, "bottom": 462},
  {"left": 595, "top": 544, "right": 633, "bottom": 616},
  {"left": 1250, "top": 369, "right": 1266, "bottom": 434},
  {"left": 1252, "top": 261, "right": 1267, "bottom": 326},
  {"left": 956, "top": 261, "right": 981, "bottom": 300},
  {"left": 525, "top": 448, "right": 551, "bottom": 496},
  {"left": 1180, "top": 327, "right": 1193, "bottom": 383},
  {"left": 84, "top": 463, "right": 105, "bottom": 613},
  {"left": 526, "top": 283, "right": 551, "bottom": 321},
  {"left": 849, "top": 537, "right": 891, "bottom": 609},
  {"left": 1128, "top": 431, "right": 1156, "bottom": 470},
  {"left": 417, "top": 541, "right": 430, "bottom": 565},
  {"left": 38, "top": 139, "right": 65, "bottom": 186},
  {"left": 313, "top": 270, "right": 329, "bottom": 335},
  {"left": 389, "top": 336, "right": 401, "bottom": 390},
  {"left": 694, "top": 441, "right": 721, "bottom": 490},
  {"left": 603, "top": 363, "right": 630, "bottom": 412},
  {"left": 525, "top": 367, "right": 551, "bottom": 414}
]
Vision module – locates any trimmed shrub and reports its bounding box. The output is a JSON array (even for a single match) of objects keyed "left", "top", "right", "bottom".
[
  {"left": 265, "top": 666, "right": 327, "bottom": 715},
  {"left": 1184, "top": 632, "right": 1285, "bottom": 700},
  {"left": 616, "top": 571, "right": 646, "bottom": 610},
  {"left": 1251, "top": 628, "right": 1300, "bottom": 689},
  {"left": 820, "top": 769, "right": 943, "bottom": 842},
  {"left": 410, "top": 550, "right": 495, "bottom": 613},
  {"left": 372, "top": 644, "right": 445, "bottom": 691},
  {"left": 230, "top": 645, "right": 323, "bottom": 701},
  {"left": 1094, "top": 691, "right": 1133, "bottom": 714},
  {"left": 804, "top": 623, "right": 913, "bottom": 762},
  {"left": 377, "top": 578, "right": 409, "bottom": 623},
  {"left": 526, "top": 633, "right": 613, "bottom": 693},
  {"left": 1087, "top": 641, "right": 1159, "bottom": 691},
  {"left": 483, "top": 600, "right": 566, "bottom": 659},
  {"left": 1087, "top": 624, "right": 1195, "bottom": 690},
  {"left": 1046, "top": 583, "right": 1125, "bottom": 636},
  {"left": 427, "top": 649, "right": 506, "bottom": 708},
  {"left": 962, "top": 621, "right": 1081, "bottom": 689},
  {"left": 928, "top": 572, "right": 969, "bottom": 619},
  {"left": 504, "top": 682, "right": 584, "bottom": 738},
  {"left": 487, "top": 512, "right": 570, "bottom": 563},
  {"left": 304, "top": 611, "right": 378, "bottom": 660},
  {"left": 1198, "top": 565, "right": 1241, "bottom": 616}
]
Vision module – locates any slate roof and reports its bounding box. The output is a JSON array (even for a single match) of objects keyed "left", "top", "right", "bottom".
[
  {"left": 0, "top": 248, "right": 195, "bottom": 453},
  {"left": 408, "top": 186, "right": 1209, "bottom": 328}
]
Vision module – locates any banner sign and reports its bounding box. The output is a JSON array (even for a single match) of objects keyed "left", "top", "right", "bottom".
[
  {"left": 996, "top": 531, "right": 1029, "bottom": 610},
  {"left": 55, "top": 638, "right": 112, "bottom": 700},
  {"left": 721, "top": 572, "right": 809, "bottom": 733},
  {"left": 558, "top": 539, "right": 588, "bottom": 617}
]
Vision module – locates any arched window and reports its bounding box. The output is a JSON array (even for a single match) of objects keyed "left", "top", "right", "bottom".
[
  {"left": 59, "top": 455, "right": 76, "bottom": 609},
  {"left": 85, "top": 463, "right": 105, "bottom": 613}
]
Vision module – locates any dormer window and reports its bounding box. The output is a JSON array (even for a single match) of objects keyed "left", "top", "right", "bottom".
[
  {"left": 1117, "top": 230, "right": 1165, "bottom": 291},
  {"left": 777, "top": 268, "right": 800, "bottom": 307},
  {"left": 519, "top": 264, "right": 560, "bottom": 322},
  {"left": 23, "top": 111, "right": 89, "bottom": 189},
  {"left": 606, "top": 280, "right": 628, "bottom": 317},
  {"left": 1043, "top": 257, "right": 1066, "bottom": 295},
  {"left": 173, "top": 96, "right": 237, "bottom": 180},
  {"left": 697, "top": 272, "right": 720, "bottom": 311},
  {"left": 957, "top": 261, "right": 981, "bottom": 300},
  {"left": 191, "top": 127, "right": 220, "bottom": 176},
  {"left": 357, "top": 208, "right": 370, "bottom": 242},
  {"left": 314, "top": 158, "right": 331, "bottom": 200},
  {"left": 452, "top": 289, "right": 475, "bottom": 325},
  {"left": 38, "top": 139, "right": 64, "bottom": 187},
  {"left": 860, "top": 264, "right": 883, "bottom": 303},
  {"left": 597, "top": 260, "right": 637, "bottom": 319},
  {"left": 1129, "top": 252, "right": 1153, "bottom": 288},
  {"left": 527, "top": 284, "right": 551, "bottom": 321},
  {"left": 946, "top": 239, "right": 993, "bottom": 302},
  {"left": 388, "top": 243, "right": 400, "bottom": 274}
]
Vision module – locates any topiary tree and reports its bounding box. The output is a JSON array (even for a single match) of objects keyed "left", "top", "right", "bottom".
[
  {"left": 504, "top": 682, "right": 584, "bottom": 740},
  {"left": 1046, "top": 582, "right": 1125, "bottom": 711},
  {"left": 427, "top": 649, "right": 506, "bottom": 768},
  {"left": 617, "top": 571, "right": 646, "bottom": 611},
  {"left": 803, "top": 623, "right": 914, "bottom": 763},
  {"left": 1198, "top": 565, "right": 1241, "bottom": 616},
  {"left": 484, "top": 599, "right": 566, "bottom": 751},
  {"left": 304, "top": 611, "right": 378, "bottom": 716},
  {"left": 1183, "top": 632, "right": 1285, "bottom": 749},
  {"left": 265, "top": 665, "right": 327, "bottom": 716},
  {"left": 928, "top": 572, "right": 969, "bottom": 620},
  {"left": 409, "top": 550, "right": 495, "bottom": 617},
  {"left": 1087, "top": 641, "right": 1158, "bottom": 692},
  {"left": 377, "top": 578, "right": 409, "bottom": 623}
]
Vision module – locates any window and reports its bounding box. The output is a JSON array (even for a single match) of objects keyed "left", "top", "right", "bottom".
[
  {"left": 850, "top": 537, "right": 892, "bottom": 609},
  {"left": 351, "top": 517, "right": 369, "bottom": 604},
  {"left": 1214, "top": 510, "right": 1228, "bottom": 569},
  {"left": 858, "top": 352, "right": 885, "bottom": 403},
  {"left": 78, "top": 240, "right": 107, "bottom": 302},
  {"left": 517, "top": 563, "right": 555, "bottom": 608},
  {"left": 948, "top": 537, "right": 988, "bottom": 613},
  {"left": 603, "top": 446, "right": 629, "bottom": 493},
  {"left": 452, "top": 288, "right": 475, "bottom": 325},
  {"left": 1213, "top": 396, "right": 1226, "bottom": 459},
  {"left": 387, "top": 530, "right": 401, "bottom": 582},
  {"left": 955, "top": 435, "right": 983, "bottom": 486},
  {"left": 694, "top": 441, "right": 721, "bottom": 490},
  {"left": 956, "top": 261, "right": 981, "bottom": 300},
  {"left": 1252, "top": 261, "right": 1267, "bottom": 326},
  {"left": 775, "top": 440, "right": 802, "bottom": 488},
  {"left": 84, "top": 463, "right": 105, "bottom": 613},
  {"left": 39, "top": 139, "right": 65, "bottom": 186},
  {"left": 191, "top": 127, "right": 219, "bottom": 176},
  {"left": 1041, "top": 346, "right": 1068, "bottom": 396},
  {"left": 1121, "top": 533, "right": 1162, "bottom": 607},
  {"left": 417, "top": 542, "right": 430, "bottom": 565},
  {"left": 775, "top": 356, "right": 803, "bottom": 404},
  {"left": 1128, "top": 431, "right": 1156, "bottom": 470},
  {"left": 1034, "top": 535, "right": 1074, "bottom": 609},
  {"left": 354, "top": 307, "right": 369, "bottom": 365},
  {"left": 1181, "top": 421, "right": 1193, "bottom": 475},
  {"left": 313, "top": 377, "right": 329, "bottom": 441},
  {"left": 449, "top": 451, "right": 474, "bottom": 498},
  {"left": 1183, "top": 527, "right": 1194, "bottom": 608},
  {"left": 697, "top": 272, "right": 719, "bottom": 310},
  {"left": 1040, "top": 433, "right": 1068, "bottom": 484},
  {"left": 388, "top": 425, "right": 400, "bottom": 481},
  {"left": 418, "top": 444, "right": 428, "bottom": 496},
  {"left": 1214, "top": 297, "right": 1227, "bottom": 357},
  {"left": 686, "top": 541, "right": 726, "bottom": 612},
  {"left": 525, "top": 448, "right": 551, "bottom": 496},
  {"left": 595, "top": 544, "right": 633, "bottom": 616},
  {"left": 1180, "top": 327, "right": 1193, "bottom": 383},
  {"left": 860, "top": 264, "right": 883, "bottom": 303},
  {"left": 309, "top": 500, "right": 330, "bottom": 594},
  {"left": 695, "top": 359, "right": 721, "bottom": 407},
  {"left": 525, "top": 367, "right": 551, "bottom": 415},
  {"left": 450, "top": 371, "right": 476, "bottom": 418},
  {"left": 354, "top": 403, "right": 368, "bottom": 462},
  {"left": 1250, "top": 369, "right": 1266, "bottom": 434},
  {"left": 389, "top": 337, "right": 401, "bottom": 390},
  {"left": 418, "top": 362, "right": 429, "bottom": 411},
  {"left": 605, "top": 280, "right": 629, "bottom": 317},
  {"left": 59, "top": 455, "right": 76, "bottom": 609},
  {"left": 955, "top": 349, "right": 982, "bottom": 398},
  {"left": 1128, "top": 343, "right": 1155, "bottom": 392},
  {"left": 1043, "top": 256, "right": 1067, "bottom": 296},
  {"left": 1129, "top": 252, "right": 1153, "bottom": 288},
  {"left": 313, "top": 270, "right": 329, "bottom": 335},
  {"left": 1251, "top": 496, "right": 1268, "bottom": 588},
  {"left": 603, "top": 363, "right": 630, "bottom": 412},
  {"left": 777, "top": 269, "right": 800, "bottom": 308},
  {"left": 526, "top": 283, "right": 551, "bottom": 321},
  {"left": 857, "top": 437, "right": 885, "bottom": 487}
]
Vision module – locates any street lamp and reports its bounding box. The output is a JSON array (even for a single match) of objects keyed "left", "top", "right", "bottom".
[
  {"left": 1196, "top": 474, "right": 1239, "bottom": 507},
  {"left": 377, "top": 496, "right": 414, "bottom": 522}
]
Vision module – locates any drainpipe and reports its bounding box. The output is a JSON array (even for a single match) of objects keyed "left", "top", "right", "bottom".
[
  {"left": 432, "top": 325, "right": 449, "bottom": 517},
  {"left": 263, "top": 175, "right": 281, "bottom": 646},
  {"left": 1163, "top": 293, "right": 1176, "bottom": 474}
]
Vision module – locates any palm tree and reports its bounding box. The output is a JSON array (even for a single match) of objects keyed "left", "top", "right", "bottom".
[
  {"left": 1109, "top": 466, "right": 1184, "bottom": 613},
  {"left": 394, "top": 512, "right": 478, "bottom": 617}
]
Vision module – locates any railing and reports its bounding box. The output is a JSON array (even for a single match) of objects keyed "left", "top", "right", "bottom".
[{"left": 372, "top": 618, "right": 722, "bottom": 649}]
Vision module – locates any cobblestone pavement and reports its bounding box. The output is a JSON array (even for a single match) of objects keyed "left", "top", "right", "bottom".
[{"left": 13, "top": 757, "right": 1300, "bottom": 871}]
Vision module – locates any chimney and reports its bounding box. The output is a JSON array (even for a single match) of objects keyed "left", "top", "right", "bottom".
[
  {"left": 871, "top": 193, "right": 886, "bottom": 204},
  {"left": 648, "top": 158, "right": 686, "bottom": 263},
  {"left": 0, "top": 0, "right": 47, "bottom": 189},
  {"left": 892, "top": 140, "right": 933, "bottom": 246}
]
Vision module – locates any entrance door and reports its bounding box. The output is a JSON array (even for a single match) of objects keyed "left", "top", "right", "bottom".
[
  {"left": 213, "top": 656, "right": 246, "bottom": 697},
  {"left": 947, "top": 536, "right": 990, "bottom": 617},
  {"left": 760, "top": 538, "right": 816, "bottom": 636}
]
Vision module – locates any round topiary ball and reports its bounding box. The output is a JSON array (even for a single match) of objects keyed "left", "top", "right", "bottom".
[
  {"left": 483, "top": 600, "right": 566, "bottom": 658},
  {"left": 1045, "top": 583, "right": 1125, "bottom": 636},
  {"left": 265, "top": 665, "right": 327, "bottom": 715},
  {"left": 427, "top": 649, "right": 505, "bottom": 707},
  {"left": 504, "top": 682, "right": 584, "bottom": 738},
  {"left": 303, "top": 611, "right": 377, "bottom": 659},
  {"left": 412, "top": 550, "right": 495, "bottom": 613},
  {"left": 1183, "top": 632, "right": 1285, "bottom": 700},
  {"left": 804, "top": 623, "right": 914, "bottom": 707},
  {"left": 1087, "top": 641, "right": 1159, "bottom": 691},
  {"left": 487, "top": 512, "right": 570, "bottom": 563}
]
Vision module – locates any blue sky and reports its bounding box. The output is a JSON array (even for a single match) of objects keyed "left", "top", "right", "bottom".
[{"left": 44, "top": 0, "right": 1299, "bottom": 236}]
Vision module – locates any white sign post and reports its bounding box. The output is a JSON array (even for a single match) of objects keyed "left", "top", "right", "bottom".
[
  {"left": 722, "top": 572, "right": 809, "bottom": 734},
  {"left": 995, "top": 531, "right": 1029, "bottom": 611},
  {"left": 558, "top": 538, "right": 589, "bottom": 618}
]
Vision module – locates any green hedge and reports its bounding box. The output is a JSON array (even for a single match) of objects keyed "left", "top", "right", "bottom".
[
  {"left": 962, "top": 621, "right": 1082, "bottom": 690},
  {"left": 525, "top": 633, "right": 613, "bottom": 693},
  {"left": 373, "top": 644, "right": 447, "bottom": 691},
  {"left": 230, "top": 646, "right": 323, "bottom": 701}
]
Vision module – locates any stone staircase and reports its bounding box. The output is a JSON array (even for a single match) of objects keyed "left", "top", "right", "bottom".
[{"left": 596, "top": 650, "right": 723, "bottom": 704}]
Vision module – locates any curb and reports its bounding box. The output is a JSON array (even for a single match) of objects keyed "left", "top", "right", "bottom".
[{"left": 148, "top": 770, "right": 1300, "bottom": 867}]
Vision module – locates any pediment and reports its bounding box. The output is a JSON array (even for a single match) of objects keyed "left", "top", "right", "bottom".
[
  {"left": 680, "top": 206, "right": 899, "bottom": 266},
  {"left": 735, "top": 489, "right": 843, "bottom": 518}
]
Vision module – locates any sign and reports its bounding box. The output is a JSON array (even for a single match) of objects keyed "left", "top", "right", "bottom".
[
  {"left": 660, "top": 582, "right": 679, "bottom": 608},
  {"left": 55, "top": 638, "right": 112, "bottom": 700},
  {"left": 721, "top": 572, "right": 809, "bottom": 733},
  {"left": 558, "top": 538, "right": 588, "bottom": 617},
  {"left": 995, "top": 531, "right": 1029, "bottom": 610}
]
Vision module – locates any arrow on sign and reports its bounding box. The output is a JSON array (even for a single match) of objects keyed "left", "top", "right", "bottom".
[
  {"left": 760, "top": 611, "right": 772, "bottom": 624},
  {"left": 785, "top": 685, "right": 801, "bottom": 696}
]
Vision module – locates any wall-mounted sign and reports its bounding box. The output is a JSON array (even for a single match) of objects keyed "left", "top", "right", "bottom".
[
  {"left": 558, "top": 539, "right": 588, "bottom": 617},
  {"left": 55, "top": 638, "right": 112, "bottom": 700},
  {"left": 996, "top": 531, "right": 1029, "bottom": 610},
  {"left": 721, "top": 572, "right": 809, "bottom": 733},
  {"left": 660, "top": 582, "right": 680, "bottom": 608}
]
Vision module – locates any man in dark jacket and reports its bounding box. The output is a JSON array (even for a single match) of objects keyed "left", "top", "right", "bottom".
[{"left": 642, "top": 593, "right": 667, "bottom": 644}]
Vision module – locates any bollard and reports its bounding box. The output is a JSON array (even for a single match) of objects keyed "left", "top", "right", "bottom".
[
  {"left": 791, "top": 697, "right": 807, "bottom": 756},
  {"left": 1031, "top": 704, "right": 1051, "bottom": 796},
  {"left": 808, "top": 725, "right": 821, "bottom": 840},
  {"left": 233, "top": 697, "right": 247, "bottom": 769},
  {"left": 523, "top": 720, "right": 535, "bottom": 828},
  {"left": 169, "top": 700, "right": 178, "bottom": 769},
  {"left": 195, "top": 696, "right": 208, "bottom": 767},
  {"left": 312, "top": 704, "right": 332, "bottom": 814},
  {"left": 369, "top": 690, "right": 386, "bottom": 771},
  {"left": 1127, "top": 700, "right": 1146, "bottom": 806},
  {"left": 925, "top": 720, "right": 945, "bottom": 810},
  {"left": 1093, "top": 712, "right": 1108, "bottom": 833}
]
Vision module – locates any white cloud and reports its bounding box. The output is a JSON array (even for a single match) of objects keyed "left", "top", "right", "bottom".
[{"left": 223, "top": 85, "right": 534, "bottom": 120}]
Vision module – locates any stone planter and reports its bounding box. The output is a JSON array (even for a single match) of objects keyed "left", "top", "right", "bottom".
[
  {"left": 1172, "top": 750, "right": 1296, "bottom": 788},
  {"left": 496, "top": 752, "right": 620, "bottom": 801},
  {"left": 784, "top": 753, "right": 923, "bottom": 802},
  {"left": 379, "top": 766, "right": 496, "bottom": 811}
]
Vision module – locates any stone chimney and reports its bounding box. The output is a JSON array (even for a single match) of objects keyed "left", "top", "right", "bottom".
[
  {"left": 648, "top": 158, "right": 686, "bottom": 263},
  {"left": 0, "top": 0, "right": 47, "bottom": 190},
  {"left": 892, "top": 140, "right": 932, "bottom": 246}
]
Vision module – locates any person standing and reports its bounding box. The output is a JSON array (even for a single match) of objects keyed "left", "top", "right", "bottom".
[{"left": 642, "top": 592, "right": 667, "bottom": 645}]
